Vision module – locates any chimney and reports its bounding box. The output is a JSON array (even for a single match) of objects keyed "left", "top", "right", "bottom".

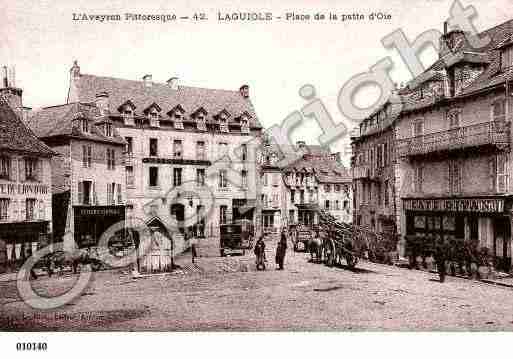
[
  {"left": 95, "top": 91, "right": 110, "bottom": 115},
  {"left": 439, "top": 22, "right": 465, "bottom": 58},
  {"left": 143, "top": 74, "right": 152, "bottom": 87},
  {"left": 166, "top": 77, "right": 179, "bottom": 90},
  {"left": 70, "top": 60, "right": 80, "bottom": 79},
  {"left": 443, "top": 21, "right": 448, "bottom": 35},
  {"left": 239, "top": 84, "right": 249, "bottom": 98},
  {"left": 2, "top": 66, "right": 7, "bottom": 88}
]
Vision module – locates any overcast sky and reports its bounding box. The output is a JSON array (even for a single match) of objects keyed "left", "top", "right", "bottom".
[{"left": 1, "top": 0, "right": 510, "bottom": 166}]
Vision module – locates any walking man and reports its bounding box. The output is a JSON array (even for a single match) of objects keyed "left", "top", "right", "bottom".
[
  {"left": 275, "top": 229, "right": 288, "bottom": 270},
  {"left": 254, "top": 236, "right": 266, "bottom": 270}
]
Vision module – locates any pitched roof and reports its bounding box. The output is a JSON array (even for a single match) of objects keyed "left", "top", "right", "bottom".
[
  {"left": 0, "top": 99, "right": 55, "bottom": 157},
  {"left": 72, "top": 74, "right": 262, "bottom": 128},
  {"left": 27, "top": 102, "right": 126, "bottom": 146}
]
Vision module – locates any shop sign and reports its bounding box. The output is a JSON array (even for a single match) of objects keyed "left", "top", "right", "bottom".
[
  {"left": 0, "top": 183, "right": 49, "bottom": 196},
  {"left": 76, "top": 206, "right": 125, "bottom": 217},
  {"left": 404, "top": 198, "right": 504, "bottom": 213}
]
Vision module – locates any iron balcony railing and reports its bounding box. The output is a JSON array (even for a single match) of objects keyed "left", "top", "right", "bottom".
[{"left": 396, "top": 121, "right": 510, "bottom": 158}]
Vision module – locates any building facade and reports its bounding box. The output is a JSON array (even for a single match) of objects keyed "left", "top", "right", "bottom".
[
  {"left": 65, "top": 62, "right": 263, "bottom": 243},
  {"left": 0, "top": 80, "right": 55, "bottom": 271},
  {"left": 352, "top": 19, "right": 513, "bottom": 269},
  {"left": 28, "top": 102, "right": 127, "bottom": 249}
]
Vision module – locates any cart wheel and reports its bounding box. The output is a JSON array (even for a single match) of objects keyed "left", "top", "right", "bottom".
[
  {"left": 220, "top": 249, "right": 225, "bottom": 257},
  {"left": 346, "top": 254, "right": 358, "bottom": 269}
]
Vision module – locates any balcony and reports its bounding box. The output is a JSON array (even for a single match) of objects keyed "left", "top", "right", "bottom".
[
  {"left": 353, "top": 165, "right": 370, "bottom": 179},
  {"left": 396, "top": 121, "right": 510, "bottom": 158}
]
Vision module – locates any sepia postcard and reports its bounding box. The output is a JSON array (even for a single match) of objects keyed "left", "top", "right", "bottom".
[{"left": 1, "top": 0, "right": 513, "bottom": 357}]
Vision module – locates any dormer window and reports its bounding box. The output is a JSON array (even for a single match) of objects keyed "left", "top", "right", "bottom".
[
  {"left": 168, "top": 105, "right": 185, "bottom": 130},
  {"left": 240, "top": 113, "right": 250, "bottom": 134},
  {"left": 216, "top": 109, "right": 230, "bottom": 133},
  {"left": 143, "top": 103, "right": 161, "bottom": 127},
  {"left": 118, "top": 100, "right": 136, "bottom": 126},
  {"left": 500, "top": 45, "right": 513, "bottom": 71}
]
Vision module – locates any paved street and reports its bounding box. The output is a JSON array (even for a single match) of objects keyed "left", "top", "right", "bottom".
[{"left": 2, "top": 236, "right": 513, "bottom": 331}]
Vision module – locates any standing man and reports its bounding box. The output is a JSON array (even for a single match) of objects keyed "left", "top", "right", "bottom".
[
  {"left": 275, "top": 228, "right": 288, "bottom": 270},
  {"left": 254, "top": 236, "right": 266, "bottom": 270}
]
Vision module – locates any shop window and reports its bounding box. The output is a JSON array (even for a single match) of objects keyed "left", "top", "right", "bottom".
[
  {"left": 196, "top": 168, "right": 205, "bottom": 186},
  {"left": 0, "top": 156, "right": 11, "bottom": 180},
  {"left": 25, "top": 198, "right": 36, "bottom": 220},
  {"left": 82, "top": 145, "right": 92, "bottom": 168},
  {"left": 492, "top": 99, "right": 506, "bottom": 122},
  {"left": 173, "top": 168, "right": 182, "bottom": 187},
  {"left": 149, "top": 167, "right": 159, "bottom": 187},
  {"left": 219, "top": 205, "right": 227, "bottom": 224},
  {"left": 0, "top": 198, "right": 9, "bottom": 221},
  {"left": 149, "top": 138, "right": 158, "bottom": 156}
]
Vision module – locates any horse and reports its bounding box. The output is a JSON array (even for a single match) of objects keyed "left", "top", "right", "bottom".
[{"left": 308, "top": 235, "right": 323, "bottom": 263}]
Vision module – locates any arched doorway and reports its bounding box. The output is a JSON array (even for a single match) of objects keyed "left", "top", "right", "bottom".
[{"left": 170, "top": 203, "right": 185, "bottom": 234}]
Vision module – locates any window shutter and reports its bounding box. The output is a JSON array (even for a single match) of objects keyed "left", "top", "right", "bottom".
[
  {"left": 82, "top": 145, "right": 86, "bottom": 167},
  {"left": 93, "top": 182, "right": 98, "bottom": 204},
  {"left": 489, "top": 156, "right": 497, "bottom": 192},
  {"left": 117, "top": 183, "right": 122, "bottom": 203},
  {"left": 78, "top": 181, "right": 83, "bottom": 204},
  {"left": 88, "top": 146, "right": 92, "bottom": 167},
  {"left": 18, "top": 158, "right": 25, "bottom": 182}
]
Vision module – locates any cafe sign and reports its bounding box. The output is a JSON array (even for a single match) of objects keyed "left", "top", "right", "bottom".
[{"left": 403, "top": 198, "right": 504, "bottom": 213}]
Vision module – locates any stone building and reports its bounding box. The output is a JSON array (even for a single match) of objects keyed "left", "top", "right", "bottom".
[
  {"left": 64, "top": 62, "right": 263, "bottom": 242},
  {"left": 27, "top": 102, "right": 127, "bottom": 249},
  {"left": 353, "top": 19, "right": 513, "bottom": 268},
  {"left": 259, "top": 140, "right": 353, "bottom": 231},
  {"left": 0, "top": 81, "right": 55, "bottom": 271}
]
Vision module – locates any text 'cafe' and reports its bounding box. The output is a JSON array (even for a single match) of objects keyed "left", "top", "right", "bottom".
[{"left": 403, "top": 196, "right": 512, "bottom": 271}]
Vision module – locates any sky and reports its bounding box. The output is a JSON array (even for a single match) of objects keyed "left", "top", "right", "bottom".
[{"left": 0, "top": 0, "right": 511, "bottom": 166}]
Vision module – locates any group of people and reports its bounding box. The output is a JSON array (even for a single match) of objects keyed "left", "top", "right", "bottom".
[{"left": 254, "top": 228, "right": 289, "bottom": 271}]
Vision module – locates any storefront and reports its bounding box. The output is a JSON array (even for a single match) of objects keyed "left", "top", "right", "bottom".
[
  {"left": 74, "top": 205, "right": 126, "bottom": 248},
  {"left": 403, "top": 196, "right": 512, "bottom": 271},
  {"left": 0, "top": 221, "right": 50, "bottom": 271}
]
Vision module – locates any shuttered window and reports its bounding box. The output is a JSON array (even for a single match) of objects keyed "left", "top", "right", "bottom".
[
  {"left": 496, "top": 154, "right": 509, "bottom": 193},
  {"left": 492, "top": 99, "right": 506, "bottom": 122},
  {"left": 0, "top": 199, "right": 9, "bottom": 221}
]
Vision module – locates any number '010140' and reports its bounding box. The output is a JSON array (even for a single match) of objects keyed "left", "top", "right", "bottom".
[{"left": 16, "top": 342, "right": 48, "bottom": 351}]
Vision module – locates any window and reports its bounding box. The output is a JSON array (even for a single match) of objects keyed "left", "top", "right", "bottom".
[
  {"left": 196, "top": 168, "right": 205, "bottom": 186},
  {"left": 500, "top": 46, "right": 513, "bottom": 71},
  {"left": 82, "top": 145, "right": 92, "bottom": 168},
  {"left": 149, "top": 138, "right": 158, "bottom": 156},
  {"left": 125, "top": 137, "right": 133, "bottom": 153},
  {"left": 384, "top": 179, "right": 389, "bottom": 207},
  {"left": 300, "top": 190, "right": 305, "bottom": 204},
  {"left": 241, "top": 117, "right": 249, "bottom": 133},
  {"left": 335, "top": 200, "right": 340, "bottom": 210},
  {"left": 290, "top": 189, "right": 295, "bottom": 204},
  {"left": 241, "top": 170, "right": 247, "bottom": 188},
  {"left": 219, "top": 169, "right": 228, "bottom": 188},
  {"left": 412, "top": 119, "right": 424, "bottom": 137},
  {"left": 343, "top": 200, "right": 349, "bottom": 211},
  {"left": 447, "top": 109, "right": 460, "bottom": 129},
  {"left": 105, "top": 123, "right": 113, "bottom": 137},
  {"left": 196, "top": 141, "right": 206, "bottom": 160},
  {"left": 196, "top": 114, "right": 207, "bottom": 131},
  {"left": 289, "top": 210, "right": 295, "bottom": 224},
  {"left": 149, "top": 167, "right": 158, "bottom": 187},
  {"left": 117, "top": 184, "right": 122, "bottom": 204},
  {"left": 107, "top": 183, "right": 116, "bottom": 204},
  {"left": 78, "top": 181, "right": 93, "bottom": 205},
  {"left": 492, "top": 99, "right": 506, "bottom": 122},
  {"left": 383, "top": 142, "right": 388, "bottom": 166},
  {"left": 123, "top": 108, "right": 133, "bottom": 117},
  {"left": 173, "top": 168, "right": 182, "bottom": 187},
  {"left": 220, "top": 205, "right": 227, "bottom": 224},
  {"left": 377, "top": 182, "right": 382, "bottom": 206},
  {"left": 81, "top": 119, "right": 89, "bottom": 133},
  {"left": 26, "top": 198, "right": 36, "bottom": 220},
  {"left": 449, "top": 160, "right": 461, "bottom": 194},
  {"left": 263, "top": 173, "right": 268, "bottom": 186},
  {"left": 414, "top": 165, "right": 423, "bottom": 193},
  {"left": 325, "top": 200, "right": 330, "bottom": 210},
  {"left": 173, "top": 140, "right": 183, "bottom": 159},
  {"left": 218, "top": 142, "right": 228, "bottom": 159},
  {"left": 106, "top": 148, "right": 116, "bottom": 170},
  {"left": 241, "top": 144, "right": 247, "bottom": 161},
  {"left": 0, "top": 199, "right": 9, "bottom": 220},
  {"left": 25, "top": 158, "right": 38, "bottom": 181},
  {"left": 496, "top": 154, "right": 509, "bottom": 193},
  {"left": 309, "top": 190, "right": 314, "bottom": 202},
  {"left": 126, "top": 166, "right": 134, "bottom": 187},
  {"left": 335, "top": 184, "right": 340, "bottom": 192},
  {"left": 324, "top": 184, "right": 331, "bottom": 192},
  {"left": 0, "top": 156, "right": 11, "bottom": 180},
  {"left": 219, "top": 116, "right": 229, "bottom": 133}
]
